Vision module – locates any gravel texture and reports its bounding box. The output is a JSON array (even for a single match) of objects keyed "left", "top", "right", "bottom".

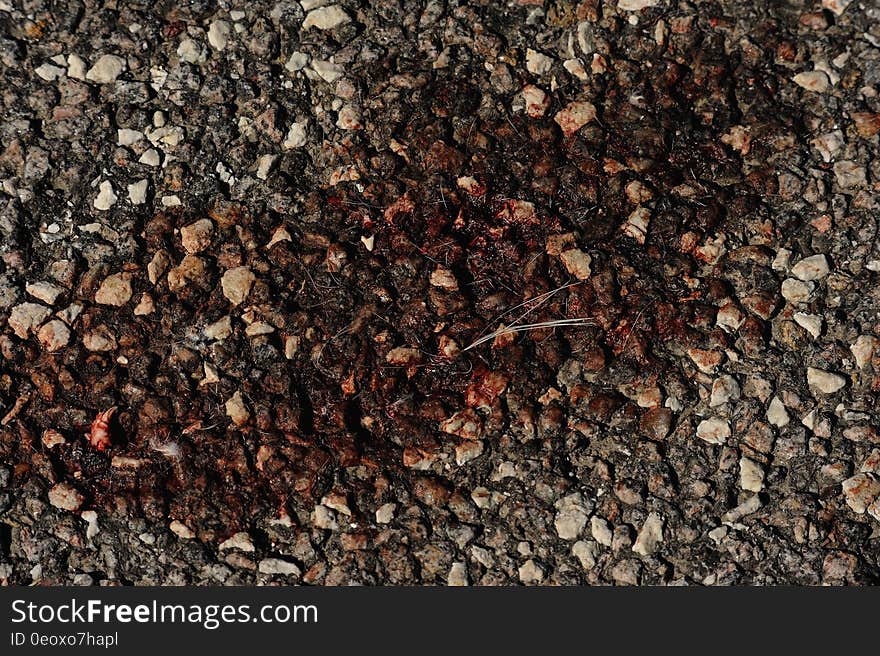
[{"left": 1, "top": 0, "right": 880, "bottom": 586}]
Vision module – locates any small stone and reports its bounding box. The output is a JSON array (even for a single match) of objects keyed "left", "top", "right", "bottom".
[
  {"left": 286, "top": 52, "right": 310, "bottom": 72},
  {"left": 336, "top": 106, "right": 362, "bottom": 130},
  {"left": 766, "top": 396, "right": 789, "bottom": 427},
  {"left": 313, "top": 504, "right": 338, "bottom": 530},
  {"left": 48, "top": 483, "right": 84, "bottom": 511},
  {"left": 622, "top": 206, "right": 650, "bottom": 243},
  {"left": 739, "top": 457, "right": 765, "bottom": 492},
  {"left": 93, "top": 180, "right": 117, "bottom": 210},
  {"left": 781, "top": 278, "right": 814, "bottom": 303},
  {"left": 572, "top": 540, "right": 599, "bottom": 570},
  {"left": 687, "top": 348, "right": 723, "bottom": 374},
  {"left": 180, "top": 219, "right": 214, "bottom": 254},
  {"left": 447, "top": 562, "right": 468, "bottom": 586},
  {"left": 256, "top": 154, "right": 276, "bottom": 180},
  {"left": 225, "top": 391, "right": 250, "bottom": 426},
  {"left": 710, "top": 375, "right": 740, "bottom": 407},
  {"left": 139, "top": 148, "right": 161, "bottom": 167},
  {"left": 35, "top": 62, "right": 65, "bottom": 81},
  {"left": 375, "top": 502, "right": 396, "bottom": 524},
  {"left": 793, "top": 312, "right": 823, "bottom": 338},
  {"left": 67, "top": 53, "right": 87, "bottom": 79},
  {"left": 618, "top": 0, "right": 660, "bottom": 10},
  {"left": 258, "top": 558, "right": 301, "bottom": 577},
  {"left": 386, "top": 347, "right": 424, "bottom": 366},
  {"left": 177, "top": 38, "right": 206, "bottom": 64},
  {"left": 9, "top": 302, "right": 51, "bottom": 338},
  {"left": 133, "top": 293, "right": 155, "bottom": 316},
  {"left": 430, "top": 267, "right": 458, "bottom": 290},
  {"left": 95, "top": 273, "right": 132, "bottom": 306},
  {"left": 128, "top": 179, "right": 148, "bottom": 205},
  {"left": 850, "top": 335, "right": 878, "bottom": 369},
  {"left": 833, "top": 161, "right": 867, "bottom": 188},
  {"left": 81, "top": 510, "right": 99, "bottom": 540},
  {"left": 563, "top": 58, "right": 589, "bottom": 81},
  {"left": 806, "top": 367, "right": 846, "bottom": 394},
  {"left": 521, "top": 84, "right": 549, "bottom": 119},
  {"left": 37, "top": 320, "right": 71, "bottom": 352},
  {"left": 841, "top": 473, "right": 880, "bottom": 514},
  {"left": 696, "top": 418, "right": 730, "bottom": 445},
  {"left": 822, "top": 0, "right": 853, "bottom": 15},
  {"left": 559, "top": 248, "right": 592, "bottom": 279},
  {"left": 283, "top": 122, "right": 308, "bottom": 149},
  {"left": 590, "top": 516, "right": 613, "bottom": 546},
  {"left": 632, "top": 512, "right": 664, "bottom": 556},
  {"left": 82, "top": 325, "right": 117, "bottom": 351},
  {"left": 42, "top": 429, "right": 66, "bottom": 449},
  {"left": 554, "top": 493, "right": 592, "bottom": 540},
  {"left": 791, "top": 254, "right": 830, "bottom": 281},
  {"left": 85, "top": 54, "right": 125, "bottom": 83},
  {"left": 207, "top": 20, "right": 231, "bottom": 50},
  {"left": 554, "top": 101, "right": 597, "bottom": 137},
  {"left": 525, "top": 48, "right": 553, "bottom": 75},
  {"left": 303, "top": 5, "right": 350, "bottom": 30},
  {"left": 792, "top": 71, "right": 830, "bottom": 93},
  {"left": 218, "top": 531, "right": 255, "bottom": 552},
  {"left": 518, "top": 559, "right": 544, "bottom": 584},
  {"left": 117, "top": 128, "right": 143, "bottom": 146},
  {"left": 25, "top": 281, "right": 64, "bottom": 305},
  {"left": 455, "top": 440, "right": 484, "bottom": 465},
  {"left": 169, "top": 520, "right": 195, "bottom": 539},
  {"left": 221, "top": 266, "right": 256, "bottom": 306},
  {"left": 204, "top": 316, "right": 233, "bottom": 341}
]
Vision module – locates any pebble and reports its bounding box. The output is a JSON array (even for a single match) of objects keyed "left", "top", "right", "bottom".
[
  {"left": 169, "top": 520, "right": 195, "bottom": 539},
  {"left": 554, "top": 101, "right": 596, "bottom": 137},
  {"left": 303, "top": 5, "right": 350, "bottom": 30},
  {"left": 256, "top": 154, "right": 276, "bottom": 180},
  {"left": 841, "top": 473, "right": 880, "bottom": 514},
  {"left": 525, "top": 48, "right": 553, "bottom": 75},
  {"left": 632, "top": 512, "right": 664, "bottom": 556},
  {"left": 781, "top": 278, "right": 814, "bottom": 303},
  {"left": 95, "top": 273, "right": 132, "bottom": 306},
  {"left": 792, "top": 71, "right": 830, "bottom": 93},
  {"left": 518, "top": 559, "right": 544, "bottom": 584},
  {"left": 25, "top": 281, "right": 64, "bottom": 305},
  {"left": 572, "top": 540, "right": 599, "bottom": 570},
  {"left": 82, "top": 325, "right": 117, "bottom": 351},
  {"left": 37, "top": 319, "right": 71, "bottom": 352},
  {"left": 622, "top": 206, "right": 650, "bottom": 243},
  {"left": 822, "top": 0, "right": 853, "bottom": 14},
  {"left": 850, "top": 335, "right": 878, "bottom": 369},
  {"left": 447, "top": 562, "right": 468, "bottom": 586},
  {"left": 335, "top": 106, "right": 362, "bottom": 130},
  {"left": 66, "top": 53, "right": 87, "bottom": 80},
  {"left": 522, "top": 84, "right": 550, "bottom": 118},
  {"left": 559, "top": 248, "right": 592, "bottom": 279},
  {"left": 283, "top": 122, "right": 308, "bottom": 149},
  {"left": 554, "top": 493, "right": 592, "bottom": 540},
  {"left": 766, "top": 396, "right": 789, "bottom": 427},
  {"left": 207, "top": 20, "right": 231, "bottom": 50},
  {"left": 258, "top": 558, "right": 301, "bottom": 577},
  {"left": 709, "top": 375, "right": 740, "bottom": 407},
  {"left": 48, "top": 483, "right": 84, "bottom": 511},
  {"left": 35, "top": 62, "right": 65, "bottom": 81},
  {"left": 180, "top": 219, "right": 214, "bottom": 254},
  {"left": 42, "top": 429, "right": 66, "bottom": 449},
  {"left": 790, "top": 254, "right": 830, "bottom": 281},
  {"left": 793, "top": 312, "right": 822, "bottom": 338},
  {"left": 375, "top": 502, "right": 396, "bottom": 524},
  {"left": 93, "top": 180, "right": 117, "bottom": 210},
  {"left": 833, "top": 161, "right": 867, "bottom": 188},
  {"left": 220, "top": 266, "right": 256, "bottom": 305},
  {"left": 139, "top": 148, "right": 161, "bottom": 166},
  {"left": 218, "top": 531, "right": 255, "bottom": 552},
  {"left": 429, "top": 267, "right": 458, "bottom": 290},
  {"left": 722, "top": 495, "right": 762, "bottom": 524},
  {"left": 204, "top": 316, "right": 233, "bottom": 341},
  {"left": 225, "top": 391, "right": 250, "bottom": 426},
  {"left": 313, "top": 504, "right": 338, "bottom": 530},
  {"left": 85, "top": 54, "right": 125, "bottom": 83},
  {"left": 696, "top": 418, "right": 730, "bottom": 445},
  {"left": 590, "top": 516, "right": 613, "bottom": 546},
  {"left": 117, "top": 128, "right": 143, "bottom": 146},
  {"left": 81, "top": 510, "right": 99, "bottom": 540},
  {"left": 618, "top": 0, "right": 660, "bottom": 9},
  {"left": 739, "top": 457, "right": 765, "bottom": 492},
  {"left": 806, "top": 367, "right": 846, "bottom": 394},
  {"left": 128, "top": 179, "right": 148, "bottom": 205},
  {"left": 177, "top": 38, "right": 206, "bottom": 65},
  {"left": 9, "top": 302, "right": 51, "bottom": 338},
  {"left": 133, "top": 293, "right": 155, "bottom": 316}
]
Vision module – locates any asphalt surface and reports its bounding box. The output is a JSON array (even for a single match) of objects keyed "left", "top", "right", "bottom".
[{"left": 1, "top": 0, "right": 880, "bottom": 585}]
